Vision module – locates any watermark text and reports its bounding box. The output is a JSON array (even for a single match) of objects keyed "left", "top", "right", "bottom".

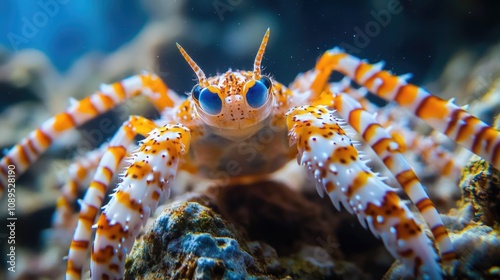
[{"left": 6, "top": 165, "right": 17, "bottom": 273}]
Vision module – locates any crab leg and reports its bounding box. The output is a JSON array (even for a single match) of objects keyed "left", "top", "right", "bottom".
[
  {"left": 65, "top": 116, "right": 158, "bottom": 280},
  {"left": 332, "top": 92, "right": 455, "bottom": 261},
  {"left": 310, "top": 48, "right": 500, "bottom": 169},
  {"left": 335, "top": 88, "right": 463, "bottom": 181},
  {"left": 385, "top": 122, "right": 464, "bottom": 181},
  {"left": 0, "top": 73, "right": 178, "bottom": 196},
  {"left": 286, "top": 105, "right": 442, "bottom": 279},
  {"left": 91, "top": 124, "right": 190, "bottom": 279},
  {"left": 52, "top": 147, "right": 105, "bottom": 243}
]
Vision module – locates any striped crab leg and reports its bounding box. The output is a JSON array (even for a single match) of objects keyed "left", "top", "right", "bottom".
[
  {"left": 332, "top": 92, "right": 455, "bottom": 262},
  {"left": 0, "top": 72, "right": 177, "bottom": 196},
  {"left": 361, "top": 101, "right": 463, "bottom": 181},
  {"left": 387, "top": 123, "right": 464, "bottom": 181},
  {"left": 91, "top": 124, "right": 190, "bottom": 279},
  {"left": 311, "top": 49, "right": 500, "bottom": 169},
  {"left": 66, "top": 116, "right": 158, "bottom": 280},
  {"left": 338, "top": 85, "right": 462, "bottom": 179},
  {"left": 52, "top": 147, "right": 105, "bottom": 242},
  {"left": 301, "top": 77, "right": 463, "bottom": 183},
  {"left": 45, "top": 147, "right": 105, "bottom": 279},
  {"left": 286, "top": 105, "right": 442, "bottom": 279}
]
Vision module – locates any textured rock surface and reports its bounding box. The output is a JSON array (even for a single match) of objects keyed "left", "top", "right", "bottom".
[
  {"left": 459, "top": 156, "right": 500, "bottom": 226},
  {"left": 125, "top": 189, "right": 369, "bottom": 279},
  {"left": 214, "top": 181, "right": 389, "bottom": 277},
  {"left": 451, "top": 225, "right": 500, "bottom": 279},
  {"left": 125, "top": 202, "right": 260, "bottom": 279}
]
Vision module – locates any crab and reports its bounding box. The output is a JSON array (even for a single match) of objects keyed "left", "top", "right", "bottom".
[{"left": 1, "top": 29, "right": 500, "bottom": 279}]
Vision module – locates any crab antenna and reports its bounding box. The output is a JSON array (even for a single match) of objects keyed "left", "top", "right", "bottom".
[
  {"left": 176, "top": 43, "right": 209, "bottom": 87},
  {"left": 253, "top": 28, "right": 270, "bottom": 80}
]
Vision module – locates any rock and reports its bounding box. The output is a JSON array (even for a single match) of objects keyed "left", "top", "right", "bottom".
[
  {"left": 451, "top": 225, "right": 500, "bottom": 279},
  {"left": 125, "top": 201, "right": 259, "bottom": 279},
  {"left": 125, "top": 190, "right": 367, "bottom": 279},
  {"left": 459, "top": 155, "right": 500, "bottom": 226}
]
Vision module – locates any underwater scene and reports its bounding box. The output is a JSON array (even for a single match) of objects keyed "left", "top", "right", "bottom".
[{"left": 1, "top": 0, "right": 500, "bottom": 279}]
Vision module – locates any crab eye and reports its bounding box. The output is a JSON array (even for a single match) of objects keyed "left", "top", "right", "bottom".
[
  {"left": 199, "top": 87, "right": 222, "bottom": 115},
  {"left": 260, "top": 76, "right": 272, "bottom": 89},
  {"left": 246, "top": 78, "right": 270, "bottom": 109},
  {"left": 191, "top": 85, "right": 202, "bottom": 100}
]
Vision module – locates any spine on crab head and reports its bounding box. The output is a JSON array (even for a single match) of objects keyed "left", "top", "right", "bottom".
[
  {"left": 90, "top": 124, "right": 190, "bottom": 280},
  {"left": 286, "top": 105, "right": 442, "bottom": 279},
  {"left": 314, "top": 48, "right": 500, "bottom": 169},
  {"left": 0, "top": 73, "right": 174, "bottom": 196},
  {"left": 333, "top": 93, "right": 456, "bottom": 261}
]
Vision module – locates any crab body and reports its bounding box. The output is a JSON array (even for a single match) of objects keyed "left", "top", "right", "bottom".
[
  {"left": 1, "top": 29, "right": 500, "bottom": 279},
  {"left": 188, "top": 118, "right": 292, "bottom": 180},
  {"left": 174, "top": 71, "right": 293, "bottom": 181}
]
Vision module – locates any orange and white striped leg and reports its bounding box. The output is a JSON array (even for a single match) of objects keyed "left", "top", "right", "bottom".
[
  {"left": 390, "top": 124, "right": 463, "bottom": 181},
  {"left": 372, "top": 104, "right": 464, "bottom": 181},
  {"left": 307, "top": 77, "right": 462, "bottom": 182},
  {"left": 311, "top": 49, "right": 500, "bottom": 169},
  {"left": 66, "top": 116, "right": 158, "bottom": 280},
  {"left": 91, "top": 124, "right": 190, "bottom": 279},
  {"left": 286, "top": 105, "right": 442, "bottom": 279},
  {"left": 52, "top": 147, "right": 105, "bottom": 244},
  {"left": 0, "top": 72, "right": 178, "bottom": 196},
  {"left": 332, "top": 92, "right": 455, "bottom": 262}
]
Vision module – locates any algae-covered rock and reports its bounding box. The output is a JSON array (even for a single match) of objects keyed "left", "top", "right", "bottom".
[
  {"left": 125, "top": 193, "right": 367, "bottom": 279},
  {"left": 459, "top": 155, "right": 500, "bottom": 226},
  {"left": 451, "top": 225, "right": 500, "bottom": 279},
  {"left": 125, "top": 202, "right": 260, "bottom": 279}
]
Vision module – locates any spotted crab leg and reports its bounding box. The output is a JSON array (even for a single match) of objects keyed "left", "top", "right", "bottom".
[
  {"left": 331, "top": 92, "right": 455, "bottom": 261},
  {"left": 91, "top": 124, "right": 190, "bottom": 279},
  {"left": 292, "top": 73, "right": 456, "bottom": 261},
  {"left": 64, "top": 116, "right": 158, "bottom": 280},
  {"left": 286, "top": 105, "right": 442, "bottom": 279},
  {"left": 310, "top": 48, "right": 500, "bottom": 169},
  {"left": 0, "top": 72, "right": 178, "bottom": 196}
]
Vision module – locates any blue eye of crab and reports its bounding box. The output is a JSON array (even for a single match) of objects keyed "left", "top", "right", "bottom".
[
  {"left": 199, "top": 87, "right": 222, "bottom": 115},
  {"left": 260, "top": 76, "right": 272, "bottom": 89},
  {"left": 191, "top": 85, "right": 202, "bottom": 100},
  {"left": 246, "top": 77, "right": 271, "bottom": 108}
]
